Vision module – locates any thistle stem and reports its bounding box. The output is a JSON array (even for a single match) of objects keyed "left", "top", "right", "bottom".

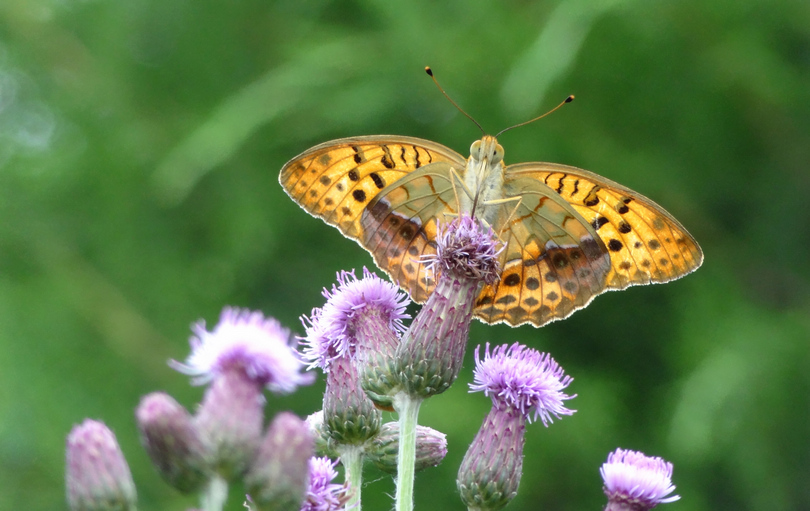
[
  {"left": 393, "top": 392, "right": 422, "bottom": 511},
  {"left": 200, "top": 474, "right": 228, "bottom": 511},
  {"left": 338, "top": 445, "right": 365, "bottom": 511}
]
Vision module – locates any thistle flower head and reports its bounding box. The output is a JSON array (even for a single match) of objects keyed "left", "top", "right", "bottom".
[
  {"left": 423, "top": 214, "right": 501, "bottom": 284},
  {"left": 170, "top": 307, "right": 313, "bottom": 394},
  {"left": 301, "top": 457, "right": 349, "bottom": 511},
  {"left": 301, "top": 268, "right": 409, "bottom": 370},
  {"left": 470, "top": 342, "right": 575, "bottom": 425},
  {"left": 601, "top": 448, "right": 680, "bottom": 510}
]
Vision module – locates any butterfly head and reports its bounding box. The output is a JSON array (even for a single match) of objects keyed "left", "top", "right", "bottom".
[{"left": 470, "top": 135, "right": 504, "bottom": 166}]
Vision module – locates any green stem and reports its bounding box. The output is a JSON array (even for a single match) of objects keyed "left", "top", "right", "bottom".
[
  {"left": 200, "top": 475, "right": 228, "bottom": 511},
  {"left": 393, "top": 392, "right": 422, "bottom": 511},
  {"left": 338, "top": 445, "right": 365, "bottom": 511}
]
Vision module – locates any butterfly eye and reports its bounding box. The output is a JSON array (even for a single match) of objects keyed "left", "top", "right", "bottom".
[
  {"left": 470, "top": 140, "right": 483, "bottom": 159},
  {"left": 491, "top": 144, "right": 504, "bottom": 164}
]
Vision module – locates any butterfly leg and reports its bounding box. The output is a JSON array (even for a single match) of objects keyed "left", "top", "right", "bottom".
[
  {"left": 481, "top": 195, "right": 523, "bottom": 242},
  {"left": 450, "top": 167, "right": 476, "bottom": 204}
]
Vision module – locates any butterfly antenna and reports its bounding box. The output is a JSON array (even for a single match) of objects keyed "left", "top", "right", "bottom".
[
  {"left": 426, "top": 67, "right": 485, "bottom": 135},
  {"left": 495, "top": 95, "right": 575, "bottom": 137}
]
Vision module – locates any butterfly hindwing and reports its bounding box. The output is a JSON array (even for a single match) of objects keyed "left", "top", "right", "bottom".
[
  {"left": 506, "top": 162, "right": 703, "bottom": 289},
  {"left": 360, "top": 161, "right": 461, "bottom": 302},
  {"left": 475, "top": 174, "right": 612, "bottom": 326}
]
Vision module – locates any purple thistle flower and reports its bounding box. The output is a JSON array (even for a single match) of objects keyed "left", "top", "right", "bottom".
[
  {"left": 302, "top": 457, "right": 349, "bottom": 511},
  {"left": 470, "top": 342, "right": 575, "bottom": 425},
  {"left": 303, "top": 268, "right": 409, "bottom": 410},
  {"left": 171, "top": 307, "right": 313, "bottom": 394},
  {"left": 601, "top": 448, "right": 680, "bottom": 510},
  {"left": 65, "top": 419, "right": 137, "bottom": 511},
  {"left": 397, "top": 215, "right": 501, "bottom": 398},
  {"left": 457, "top": 343, "right": 575, "bottom": 510},
  {"left": 422, "top": 214, "right": 501, "bottom": 284},
  {"left": 301, "top": 268, "right": 409, "bottom": 371}
]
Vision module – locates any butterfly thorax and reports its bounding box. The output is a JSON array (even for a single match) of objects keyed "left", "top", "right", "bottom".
[{"left": 461, "top": 135, "right": 506, "bottom": 225}]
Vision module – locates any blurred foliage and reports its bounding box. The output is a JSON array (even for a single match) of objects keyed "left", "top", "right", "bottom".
[{"left": 1, "top": 0, "right": 808, "bottom": 510}]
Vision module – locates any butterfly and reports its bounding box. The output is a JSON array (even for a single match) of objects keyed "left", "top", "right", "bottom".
[{"left": 279, "top": 132, "right": 702, "bottom": 327}]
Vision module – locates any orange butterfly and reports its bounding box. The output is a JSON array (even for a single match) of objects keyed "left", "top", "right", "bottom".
[{"left": 280, "top": 88, "right": 702, "bottom": 327}]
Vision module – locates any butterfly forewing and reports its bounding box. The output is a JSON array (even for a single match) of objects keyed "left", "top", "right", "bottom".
[
  {"left": 279, "top": 136, "right": 465, "bottom": 239},
  {"left": 507, "top": 162, "right": 703, "bottom": 289}
]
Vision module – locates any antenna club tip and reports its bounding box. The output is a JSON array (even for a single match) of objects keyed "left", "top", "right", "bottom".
[
  {"left": 425, "top": 67, "right": 433, "bottom": 76},
  {"left": 565, "top": 95, "right": 575, "bottom": 103}
]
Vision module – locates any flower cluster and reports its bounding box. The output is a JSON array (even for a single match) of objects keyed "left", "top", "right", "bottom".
[{"left": 64, "top": 214, "right": 683, "bottom": 511}]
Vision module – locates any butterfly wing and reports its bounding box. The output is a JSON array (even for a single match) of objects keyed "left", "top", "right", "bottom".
[
  {"left": 279, "top": 135, "right": 466, "bottom": 240},
  {"left": 359, "top": 161, "right": 461, "bottom": 302},
  {"left": 474, "top": 174, "right": 612, "bottom": 326},
  {"left": 506, "top": 162, "right": 703, "bottom": 290}
]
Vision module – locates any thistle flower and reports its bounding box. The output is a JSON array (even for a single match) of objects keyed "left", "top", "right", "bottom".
[
  {"left": 302, "top": 268, "right": 409, "bottom": 408},
  {"left": 302, "top": 269, "right": 408, "bottom": 440},
  {"left": 136, "top": 392, "right": 209, "bottom": 493},
  {"left": 244, "top": 412, "right": 314, "bottom": 511},
  {"left": 397, "top": 215, "right": 501, "bottom": 398},
  {"left": 470, "top": 342, "right": 575, "bottom": 426},
  {"left": 65, "top": 419, "right": 137, "bottom": 511},
  {"left": 301, "top": 457, "right": 349, "bottom": 511},
  {"left": 600, "top": 448, "right": 680, "bottom": 510},
  {"left": 457, "top": 343, "right": 575, "bottom": 511},
  {"left": 171, "top": 307, "right": 313, "bottom": 393},
  {"left": 171, "top": 307, "right": 312, "bottom": 479}
]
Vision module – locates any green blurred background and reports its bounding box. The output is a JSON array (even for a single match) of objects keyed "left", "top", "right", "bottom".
[{"left": 1, "top": 0, "right": 808, "bottom": 509}]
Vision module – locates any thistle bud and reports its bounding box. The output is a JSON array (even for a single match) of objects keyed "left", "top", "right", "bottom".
[
  {"left": 367, "top": 422, "right": 447, "bottom": 474},
  {"left": 65, "top": 419, "right": 137, "bottom": 511},
  {"left": 136, "top": 392, "right": 209, "bottom": 493},
  {"left": 245, "top": 412, "right": 314, "bottom": 511}
]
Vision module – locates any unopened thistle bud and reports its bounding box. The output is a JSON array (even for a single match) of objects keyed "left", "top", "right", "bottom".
[
  {"left": 457, "top": 343, "right": 575, "bottom": 511},
  {"left": 65, "top": 419, "right": 137, "bottom": 511},
  {"left": 171, "top": 307, "right": 313, "bottom": 479},
  {"left": 367, "top": 422, "right": 448, "bottom": 474},
  {"left": 244, "top": 412, "right": 314, "bottom": 511},
  {"left": 600, "top": 448, "right": 680, "bottom": 511},
  {"left": 397, "top": 215, "right": 500, "bottom": 398},
  {"left": 321, "top": 354, "right": 381, "bottom": 444},
  {"left": 136, "top": 392, "right": 209, "bottom": 493}
]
